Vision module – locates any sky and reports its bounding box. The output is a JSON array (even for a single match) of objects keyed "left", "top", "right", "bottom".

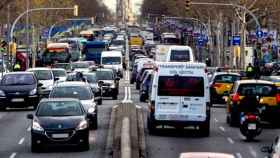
[{"left": 103, "top": 0, "right": 143, "bottom": 14}]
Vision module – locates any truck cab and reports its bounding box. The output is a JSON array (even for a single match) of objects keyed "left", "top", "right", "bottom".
[{"left": 101, "top": 51, "right": 124, "bottom": 78}]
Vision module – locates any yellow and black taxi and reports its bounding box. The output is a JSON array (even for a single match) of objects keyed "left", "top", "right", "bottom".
[
  {"left": 209, "top": 72, "right": 241, "bottom": 104},
  {"left": 226, "top": 80, "right": 280, "bottom": 126},
  {"left": 260, "top": 75, "right": 280, "bottom": 89}
]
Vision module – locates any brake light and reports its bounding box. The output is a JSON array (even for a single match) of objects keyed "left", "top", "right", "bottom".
[
  {"left": 245, "top": 114, "right": 257, "bottom": 121},
  {"left": 212, "top": 83, "right": 222, "bottom": 88},
  {"left": 232, "top": 93, "right": 240, "bottom": 102},
  {"left": 276, "top": 94, "right": 280, "bottom": 103}
]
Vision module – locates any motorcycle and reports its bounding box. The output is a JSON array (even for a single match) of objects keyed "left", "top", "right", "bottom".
[{"left": 239, "top": 95, "right": 264, "bottom": 141}]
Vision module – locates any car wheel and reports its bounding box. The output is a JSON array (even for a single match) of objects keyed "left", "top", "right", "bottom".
[
  {"left": 0, "top": 106, "right": 6, "bottom": 111},
  {"left": 97, "top": 99, "right": 102, "bottom": 105},
  {"left": 140, "top": 94, "right": 146, "bottom": 102},
  {"left": 31, "top": 138, "right": 41, "bottom": 153},
  {"left": 113, "top": 95, "right": 118, "bottom": 100},
  {"left": 199, "top": 120, "right": 210, "bottom": 137},
  {"left": 80, "top": 139, "right": 90, "bottom": 151},
  {"left": 92, "top": 116, "right": 98, "bottom": 130},
  {"left": 147, "top": 115, "right": 156, "bottom": 135}
]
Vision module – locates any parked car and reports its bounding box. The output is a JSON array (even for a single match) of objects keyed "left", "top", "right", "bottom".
[
  {"left": 140, "top": 70, "right": 153, "bottom": 102},
  {"left": 49, "top": 82, "right": 98, "bottom": 129},
  {"left": 27, "top": 98, "right": 90, "bottom": 152},
  {"left": 0, "top": 72, "right": 42, "bottom": 110}
]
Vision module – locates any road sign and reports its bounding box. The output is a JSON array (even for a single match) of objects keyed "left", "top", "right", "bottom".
[
  {"left": 41, "top": 28, "right": 50, "bottom": 39},
  {"left": 256, "top": 30, "right": 263, "bottom": 38},
  {"left": 232, "top": 35, "right": 241, "bottom": 46}
]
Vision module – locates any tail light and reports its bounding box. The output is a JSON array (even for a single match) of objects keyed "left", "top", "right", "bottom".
[
  {"left": 245, "top": 114, "right": 257, "bottom": 121},
  {"left": 232, "top": 93, "right": 240, "bottom": 102},
  {"left": 212, "top": 83, "right": 222, "bottom": 88},
  {"left": 276, "top": 94, "right": 280, "bottom": 103}
]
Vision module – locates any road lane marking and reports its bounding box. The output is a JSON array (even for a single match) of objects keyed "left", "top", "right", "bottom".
[
  {"left": 18, "top": 137, "right": 25, "bottom": 145},
  {"left": 214, "top": 118, "right": 218, "bottom": 122},
  {"left": 219, "top": 126, "right": 225, "bottom": 132},
  {"left": 249, "top": 146, "right": 257, "bottom": 158},
  {"left": 27, "top": 126, "right": 31, "bottom": 132},
  {"left": 89, "top": 132, "right": 96, "bottom": 144},
  {"left": 128, "top": 86, "right": 131, "bottom": 101},
  {"left": 9, "top": 152, "right": 17, "bottom": 158},
  {"left": 238, "top": 133, "right": 246, "bottom": 140},
  {"left": 227, "top": 137, "right": 234, "bottom": 144},
  {"left": 122, "top": 87, "right": 128, "bottom": 103},
  {"left": 236, "top": 153, "right": 242, "bottom": 158}
]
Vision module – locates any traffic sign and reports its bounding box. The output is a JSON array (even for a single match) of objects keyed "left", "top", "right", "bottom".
[
  {"left": 232, "top": 35, "right": 241, "bottom": 46},
  {"left": 256, "top": 30, "right": 263, "bottom": 38}
]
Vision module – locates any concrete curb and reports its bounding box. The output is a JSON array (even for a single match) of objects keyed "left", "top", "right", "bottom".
[
  {"left": 121, "top": 117, "right": 131, "bottom": 158},
  {"left": 105, "top": 105, "right": 118, "bottom": 158},
  {"left": 137, "top": 107, "right": 147, "bottom": 158}
]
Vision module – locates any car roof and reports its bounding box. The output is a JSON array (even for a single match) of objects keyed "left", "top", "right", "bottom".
[
  {"left": 102, "top": 51, "right": 122, "bottom": 57},
  {"left": 55, "top": 81, "right": 90, "bottom": 87},
  {"left": 28, "top": 67, "right": 52, "bottom": 71},
  {"left": 40, "top": 98, "right": 80, "bottom": 103},
  {"left": 96, "top": 68, "right": 113, "bottom": 72},
  {"left": 51, "top": 68, "right": 66, "bottom": 71},
  {"left": 5, "top": 72, "right": 34, "bottom": 75},
  {"left": 179, "top": 152, "right": 234, "bottom": 158},
  {"left": 236, "top": 80, "right": 274, "bottom": 85},
  {"left": 213, "top": 72, "right": 241, "bottom": 76}
]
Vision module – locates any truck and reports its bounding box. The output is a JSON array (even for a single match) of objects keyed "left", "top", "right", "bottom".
[
  {"left": 83, "top": 41, "right": 107, "bottom": 64},
  {"left": 42, "top": 43, "right": 71, "bottom": 66}
]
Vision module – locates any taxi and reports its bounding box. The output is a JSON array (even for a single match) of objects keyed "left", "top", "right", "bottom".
[
  {"left": 226, "top": 80, "right": 280, "bottom": 126},
  {"left": 209, "top": 72, "right": 241, "bottom": 104}
]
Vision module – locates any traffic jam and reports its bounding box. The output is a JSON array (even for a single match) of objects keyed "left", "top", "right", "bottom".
[{"left": 0, "top": 18, "right": 280, "bottom": 158}]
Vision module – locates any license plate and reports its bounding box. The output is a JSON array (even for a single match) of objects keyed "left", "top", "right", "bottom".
[
  {"left": 11, "top": 98, "right": 24, "bottom": 102},
  {"left": 248, "top": 123, "right": 256, "bottom": 130},
  {"left": 52, "top": 133, "right": 69, "bottom": 138}
]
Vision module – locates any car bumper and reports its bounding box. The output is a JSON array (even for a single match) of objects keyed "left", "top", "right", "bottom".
[
  {"left": 0, "top": 96, "right": 39, "bottom": 107},
  {"left": 31, "top": 129, "right": 89, "bottom": 147},
  {"left": 102, "top": 87, "right": 118, "bottom": 96}
]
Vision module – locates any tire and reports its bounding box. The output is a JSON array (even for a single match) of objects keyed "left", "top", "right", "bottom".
[
  {"left": 147, "top": 115, "right": 156, "bottom": 135},
  {"left": 92, "top": 116, "right": 98, "bottom": 130},
  {"left": 136, "top": 82, "right": 140, "bottom": 90},
  {"left": 80, "top": 139, "right": 90, "bottom": 151},
  {"left": 140, "top": 94, "right": 146, "bottom": 102},
  {"left": 113, "top": 95, "right": 118, "bottom": 100},
  {"left": 229, "top": 112, "right": 239, "bottom": 127},
  {"left": 97, "top": 99, "right": 102, "bottom": 105},
  {"left": 199, "top": 120, "right": 210, "bottom": 137},
  {"left": 31, "top": 138, "right": 41, "bottom": 153}
]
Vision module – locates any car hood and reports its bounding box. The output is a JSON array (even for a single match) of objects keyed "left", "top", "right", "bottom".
[
  {"left": 80, "top": 100, "right": 96, "bottom": 111},
  {"left": 37, "top": 116, "right": 85, "bottom": 130},
  {"left": 100, "top": 80, "right": 114, "bottom": 86}
]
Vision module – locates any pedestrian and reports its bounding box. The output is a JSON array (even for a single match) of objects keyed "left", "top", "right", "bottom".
[{"left": 246, "top": 63, "right": 254, "bottom": 78}]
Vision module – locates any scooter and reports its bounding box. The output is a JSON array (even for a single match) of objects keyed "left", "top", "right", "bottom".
[{"left": 240, "top": 111, "right": 262, "bottom": 141}]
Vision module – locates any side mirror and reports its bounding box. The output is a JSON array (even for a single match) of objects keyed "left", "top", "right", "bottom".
[
  {"left": 27, "top": 114, "right": 34, "bottom": 120},
  {"left": 38, "top": 82, "right": 43, "bottom": 87},
  {"left": 54, "top": 77, "right": 59, "bottom": 81},
  {"left": 261, "top": 146, "right": 273, "bottom": 153},
  {"left": 115, "top": 77, "right": 120, "bottom": 81},
  {"left": 98, "top": 81, "right": 104, "bottom": 87}
]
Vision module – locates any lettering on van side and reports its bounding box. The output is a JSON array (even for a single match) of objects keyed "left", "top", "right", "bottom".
[{"left": 169, "top": 70, "right": 194, "bottom": 75}]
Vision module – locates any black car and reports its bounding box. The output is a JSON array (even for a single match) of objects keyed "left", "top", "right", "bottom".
[
  {"left": 0, "top": 72, "right": 42, "bottom": 110},
  {"left": 94, "top": 68, "right": 120, "bottom": 100},
  {"left": 27, "top": 98, "right": 90, "bottom": 152},
  {"left": 49, "top": 82, "right": 98, "bottom": 129}
]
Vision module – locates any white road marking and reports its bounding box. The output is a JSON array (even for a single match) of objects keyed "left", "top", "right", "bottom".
[
  {"left": 128, "top": 86, "right": 131, "bottom": 101},
  {"left": 238, "top": 133, "right": 246, "bottom": 140},
  {"left": 214, "top": 118, "right": 218, "bottom": 122},
  {"left": 9, "top": 152, "right": 17, "bottom": 158},
  {"left": 236, "top": 153, "right": 242, "bottom": 158},
  {"left": 18, "top": 137, "right": 25, "bottom": 145},
  {"left": 122, "top": 87, "right": 128, "bottom": 103},
  {"left": 89, "top": 132, "right": 96, "bottom": 144},
  {"left": 219, "top": 126, "right": 225, "bottom": 132},
  {"left": 227, "top": 137, "right": 234, "bottom": 144},
  {"left": 27, "top": 126, "right": 31, "bottom": 132},
  {"left": 249, "top": 146, "right": 257, "bottom": 158}
]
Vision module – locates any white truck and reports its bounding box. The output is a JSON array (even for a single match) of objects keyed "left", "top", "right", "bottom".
[
  {"left": 147, "top": 62, "right": 210, "bottom": 136},
  {"left": 166, "top": 45, "right": 195, "bottom": 62}
]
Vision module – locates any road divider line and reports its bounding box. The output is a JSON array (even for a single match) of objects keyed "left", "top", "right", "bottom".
[
  {"left": 214, "top": 118, "right": 218, "bottom": 122},
  {"left": 27, "top": 126, "right": 31, "bottom": 132},
  {"left": 238, "top": 133, "right": 246, "bottom": 140},
  {"left": 9, "top": 152, "right": 17, "bottom": 158},
  {"left": 122, "top": 87, "right": 128, "bottom": 103},
  {"left": 219, "top": 126, "right": 225, "bottom": 132},
  {"left": 227, "top": 137, "right": 234, "bottom": 144},
  {"left": 236, "top": 153, "right": 242, "bottom": 158},
  {"left": 249, "top": 146, "right": 257, "bottom": 158},
  {"left": 18, "top": 137, "right": 25, "bottom": 145},
  {"left": 128, "top": 86, "right": 131, "bottom": 101}
]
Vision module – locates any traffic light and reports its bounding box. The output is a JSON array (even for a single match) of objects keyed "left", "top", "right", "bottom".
[
  {"left": 73, "top": 5, "right": 79, "bottom": 16},
  {"left": 185, "top": 0, "right": 191, "bottom": 12}
]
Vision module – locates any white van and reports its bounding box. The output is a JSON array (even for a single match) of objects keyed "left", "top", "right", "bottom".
[
  {"left": 147, "top": 62, "right": 210, "bottom": 136},
  {"left": 166, "top": 46, "right": 195, "bottom": 62},
  {"left": 101, "top": 51, "right": 123, "bottom": 78}
]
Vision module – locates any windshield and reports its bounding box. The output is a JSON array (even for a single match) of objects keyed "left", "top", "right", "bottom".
[
  {"left": 96, "top": 71, "right": 114, "bottom": 80},
  {"left": 102, "top": 57, "right": 121, "bottom": 65},
  {"left": 32, "top": 70, "right": 53, "bottom": 80},
  {"left": 87, "top": 48, "right": 106, "bottom": 54},
  {"left": 158, "top": 76, "right": 204, "bottom": 97},
  {"left": 37, "top": 101, "right": 83, "bottom": 117},
  {"left": 214, "top": 75, "right": 240, "bottom": 83},
  {"left": 53, "top": 63, "right": 71, "bottom": 70},
  {"left": 50, "top": 86, "right": 93, "bottom": 100},
  {"left": 170, "top": 50, "right": 190, "bottom": 62},
  {"left": 52, "top": 70, "right": 66, "bottom": 77},
  {"left": 2, "top": 74, "right": 35, "bottom": 85},
  {"left": 238, "top": 84, "right": 276, "bottom": 96},
  {"left": 111, "top": 40, "right": 124, "bottom": 45},
  {"left": 44, "top": 51, "right": 68, "bottom": 61},
  {"left": 162, "top": 38, "right": 180, "bottom": 45},
  {"left": 72, "top": 62, "right": 89, "bottom": 69}
]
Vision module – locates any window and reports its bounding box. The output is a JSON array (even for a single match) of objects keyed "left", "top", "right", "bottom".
[
  {"left": 170, "top": 50, "right": 190, "bottom": 62},
  {"left": 96, "top": 71, "right": 114, "bottom": 80},
  {"left": 2, "top": 74, "right": 35, "bottom": 85},
  {"left": 214, "top": 75, "right": 240, "bottom": 83},
  {"left": 52, "top": 70, "right": 66, "bottom": 77},
  {"left": 32, "top": 70, "right": 53, "bottom": 80},
  {"left": 50, "top": 86, "right": 93, "bottom": 100},
  {"left": 102, "top": 57, "right": 121, "bottom": 65},
  {"left": 158, "top": 76, "right": 204, "bottom": 97},
  {"left": 238, "top": 84, "right": 276, "bottom": 96}
]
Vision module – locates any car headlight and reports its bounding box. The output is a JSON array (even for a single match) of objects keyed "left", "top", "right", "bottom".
[
  {"left": 88, "top": 107, "right": 95, "bottom": 114},
  {"left": 0, "top": 90, "right": 5, "bottom": 97},
  {"left": 76, "top": 120, "right": 88, "bottom": 130},
  {"left": 32, "top": 120, "right": 44, "bottom": 131},
  {"left": 110, "top": 84, "right": 115, "bottom": 88},
  {"left": 47, "top": 85, "right": 53, "bottom": 90},
  {"left": 29, "top": 88, "right": 37, "bottom": 95}
]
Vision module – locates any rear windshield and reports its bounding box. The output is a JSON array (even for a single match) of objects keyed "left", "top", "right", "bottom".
[
  {"left": 52, "top": 70, "right": 66, "bottom": 77},
  {"left": 32, "top": 70, "right": 53, "bottom": 80},
  {"left": 214, "top": 75, "right": 240, "bottom": 83},
  {"left": 238, "top": 84, "right": 276, "bottom": 96},
  {"left": 2, "top": 74, "right": 36, "bottom": 85},
  {"left": 96, "top": 71, "right": 114, "bottom": 80},
  {"left": 170, "top": 50, "right": 190, "bottom": 62},
  {"left": 158, "top": 76, "right": 204, "bottom": 97}
]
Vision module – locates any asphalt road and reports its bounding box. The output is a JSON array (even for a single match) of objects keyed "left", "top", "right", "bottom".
[
  {"left": 0, "top": 79, "right": 127, "bottom": 158},
  {"left": 130, "top": 82, "right": 280, "bottom": 158}
]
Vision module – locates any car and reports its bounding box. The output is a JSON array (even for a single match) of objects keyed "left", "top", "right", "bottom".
[
  {"left": 71, "top": 61, "right": 90, "bottom": 73},
  {"left": 179, "top": 152, "right": 235, "bottom": 158},
  {"left": 147, "top": 62, "right": 210, "bottom": 136},
  {"left": 226, "top": 80, "right": 279, "bottom": 126},
  {"left": 27, "top": 67, "right": 57, "bottom": 97},
  {"left": 51, "top": 68, "right": 67, "bottom": 82},
  {"left": 52, "top": 63, "right": 72, "bottom": 73},
  {"left": 0, "top": 72, "right": 42, "bottom": 110},
  {"left": 135, "top": 61, "right": 154, "bottom": 89},
  {"left": 261, "top": 136, "right": 280, "bottom": 158},
  {"left": 209, "top": 72, "right": 241, "bottom": 104},
  {"left": 66, "top": 72, "right": 102, "bottom": 105},
  {"left": 49, "top": 82, "right": 98, "bottom": 129},
  {"left": 140, "top": 70, "right": 153, "bottom": 102},
  {"left": 101, "top": 51, "right": 124, "bottom": 78},
  {"left": 94, "top": 68, "right": 120, "bottom": 100},
  {"left": 27, "top": 98, "right": 90, "bottom": 152}
]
